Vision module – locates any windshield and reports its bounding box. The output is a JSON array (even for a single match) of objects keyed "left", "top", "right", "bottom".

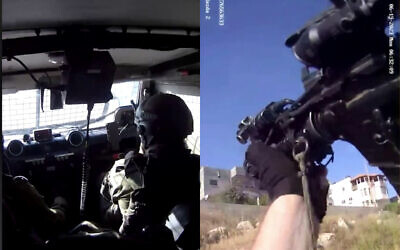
[{"left": 2, "top": 81, "right": 139, "bottom": 140}]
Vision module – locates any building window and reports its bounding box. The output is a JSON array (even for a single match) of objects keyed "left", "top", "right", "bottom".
[
  {"left": 209, "top": 179, "right": 218, "bottom": 186},
  {"left": 364, "top": 188, "right": 368, "bottom": 196},
  {"left": 342, "top": 187, "right": 345, "bottom": 191},
  {"left": 381, "top": 186, "right": 386, "bottom": 194},
  {"left": 342, "top": 200, "right": 346, "bottom": 204},
  {"left": 366, "top": 200, "right": 369, "bottom": 206}
]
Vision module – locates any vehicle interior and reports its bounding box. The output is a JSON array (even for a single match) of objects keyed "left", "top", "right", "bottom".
[{"left": 2, "top": 0, "right": 199, "bottom": 249}]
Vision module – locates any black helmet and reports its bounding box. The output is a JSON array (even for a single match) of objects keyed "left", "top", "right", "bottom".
[{"left": 134, "top": 93, "right": 193, "bottom": 147}]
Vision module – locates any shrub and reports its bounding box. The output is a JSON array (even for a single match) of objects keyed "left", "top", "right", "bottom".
[
  {"left": 258, "top": 194, "right": 269, "bottom": 206},
  {"left": 383, "top": 202, "right": 400, "bottom": 214},
  {"left": 224, "top": 188, "right": 248, "bottom": 204},
  {"left": 207, "top": 188, "right": 270, "bottom": 206}
]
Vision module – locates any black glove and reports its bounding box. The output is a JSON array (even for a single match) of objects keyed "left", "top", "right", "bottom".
[
  {"left": 245, "top": 142, "right": 303, "bottom": 200},
  {"left": 119, "top": 188, "right": 168, "bottom": 235},
  {"left": 244, "top": 141, "right": 328, "bottom": 221}
]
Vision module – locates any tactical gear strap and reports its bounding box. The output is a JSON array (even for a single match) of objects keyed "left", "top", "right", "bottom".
[{"left": 292, "top": 138, "right": 317, "bottom": 250}]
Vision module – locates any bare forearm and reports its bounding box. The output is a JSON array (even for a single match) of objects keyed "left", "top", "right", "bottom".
[{"left": 252, "top": 194, "right": 316, "bottom": 250}]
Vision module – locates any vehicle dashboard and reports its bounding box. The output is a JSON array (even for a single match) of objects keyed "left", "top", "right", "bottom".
[
  {"left": 5, "top": 129, "right": 109, "bottom": 173},
  {"left": 3, "top": 125, "right": 139, "bottom": 222}
]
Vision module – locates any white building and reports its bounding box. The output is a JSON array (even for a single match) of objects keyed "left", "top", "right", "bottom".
[
  {"left": 328, "top": 174, "right": 390, "bottom": 207},
  {"left": 200, "top": 166, "right": 263, "bottom": 200}
]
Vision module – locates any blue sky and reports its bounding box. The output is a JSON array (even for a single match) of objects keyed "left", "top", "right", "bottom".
[{"left": 200, "top": 0, "right": 397, "bottom": 197}]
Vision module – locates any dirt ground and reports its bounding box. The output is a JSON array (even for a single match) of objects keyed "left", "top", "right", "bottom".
[{"left": 201, "top": 202, "right": 400, "bottom": 250}]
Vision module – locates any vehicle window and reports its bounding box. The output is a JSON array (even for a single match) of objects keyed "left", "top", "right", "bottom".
[{"left": 2, "top": 81, "right": 139, "bottom": 140}]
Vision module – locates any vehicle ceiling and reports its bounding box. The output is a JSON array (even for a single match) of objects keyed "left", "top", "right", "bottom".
[
  {"left": 2, "top": 0, "right": 200, "bottom": 91},
  {"left": 3, "top": 0, "right": 199, "bottom": 31}
]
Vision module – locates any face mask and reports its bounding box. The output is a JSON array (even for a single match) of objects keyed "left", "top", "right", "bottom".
[{"left": 137, "top": 123, "right": 156, "bottom": 154}]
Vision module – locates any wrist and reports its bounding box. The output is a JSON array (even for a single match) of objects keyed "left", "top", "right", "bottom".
[{"left": 269, "top": 174, "right": 303, "bottom": 201}]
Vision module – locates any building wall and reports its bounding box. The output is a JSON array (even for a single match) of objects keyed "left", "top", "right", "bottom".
[
  {"left": 231, "top": 166, "right": 245, "bottom": 177},
  {"left": 328, "top": 174, "right": 389, "bottom": 207},
  {"left": 200, "top": 166, "right": 231, "bottom": 200},
  {"left": 352, "top": 181, "right": 371, "bottom": 206},
  {"left": 200, "top": 165, "right": 266, "bottom": 200},
  {"left": 352, "top": 175, "right": 389, "bottom": 207},
  {"left": 329, "top": 177, "right": 356, "bottom": 206},
  {"left": 373, "top": 178, "right": 389, "bottom": 200}
]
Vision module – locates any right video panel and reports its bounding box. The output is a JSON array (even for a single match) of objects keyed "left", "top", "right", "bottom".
[{"left": 200, "top": 1, "right": 400, "bottom": 249}]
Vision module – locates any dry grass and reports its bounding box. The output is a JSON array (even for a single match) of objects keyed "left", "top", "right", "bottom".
[
  {"left": 201, "top": 202, "right": 400, "bottom": 250},
  {"left": 200, "top": 208, "right": 237, "bottom": 242},
  {"left": 202, "top": 229, "right": 259, "bottom": 250},
  {"left": 325, "top": 213, "right": 400, "bottom": 250},
  {"left": 319, "top": 214, "right": 356, "bottom": 233},
  {"left": 200, "top": 202, "right": 266, "bottom": 248}
]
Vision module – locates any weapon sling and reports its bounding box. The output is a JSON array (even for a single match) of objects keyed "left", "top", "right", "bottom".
[{"left": 292, "top": 138, "right": 317, "bottom": 250}]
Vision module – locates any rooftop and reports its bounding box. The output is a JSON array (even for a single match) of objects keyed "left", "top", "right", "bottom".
[{"left": 351, "top": 174, "right": 384, "bottom": 182}]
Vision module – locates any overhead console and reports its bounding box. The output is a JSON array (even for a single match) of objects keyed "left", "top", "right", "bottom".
[{"left": 63, "top": 49, "right": 116, "bottom": 105}]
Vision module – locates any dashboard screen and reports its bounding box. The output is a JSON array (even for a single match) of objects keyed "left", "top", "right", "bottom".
[{"left": 34, "top": 128, "right": 52, "bottom": 142}]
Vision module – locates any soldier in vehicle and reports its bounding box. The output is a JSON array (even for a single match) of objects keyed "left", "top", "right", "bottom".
[{"left": 100, "top": 93, "right": 199, "bottom": 249}]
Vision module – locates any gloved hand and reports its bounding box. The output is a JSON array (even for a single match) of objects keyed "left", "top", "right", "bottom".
[
  {"left": 119, "top": 188, "right": 169, "bottom": 236},
  {"left": 244, "top": 141, "right": 329, "bottom": 222},
  {"left": 12, "top": 176, "right": 49, "bottom": 214},
  {"left": 119, "top": 189, "right": 149, "bottom": 235},
  {"left": 12, "top": 176, "right": 68, "bottom": 231}
]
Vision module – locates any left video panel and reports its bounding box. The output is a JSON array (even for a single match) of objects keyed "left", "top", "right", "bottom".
[{"left": 2, "top": 1, "right": 200, "bottom": 249}]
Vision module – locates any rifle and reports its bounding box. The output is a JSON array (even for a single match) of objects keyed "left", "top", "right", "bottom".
[{"left": 237, "top": 0, "right": 400, "bottom": 195}]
